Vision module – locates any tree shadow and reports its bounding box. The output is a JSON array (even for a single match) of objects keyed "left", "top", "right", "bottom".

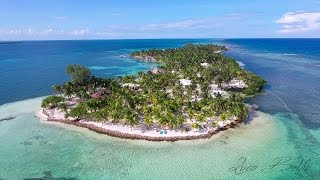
[{"left": 243, "top": 110, "right": 259, "bottom": 125}]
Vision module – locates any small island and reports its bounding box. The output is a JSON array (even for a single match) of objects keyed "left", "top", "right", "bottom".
[{"left": 38, "top": 44, "right": 266, "bottom": 141}]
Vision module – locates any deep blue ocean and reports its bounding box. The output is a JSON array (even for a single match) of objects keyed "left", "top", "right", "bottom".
[
  {"left": 220, "top": 39, "right": 320, "bottom": 129},
  {"left": 0, "top": 39, "right": 320, "bottom": 179},
  {"left": 0, "top": 39, "right": 201, "bottom": 105}
]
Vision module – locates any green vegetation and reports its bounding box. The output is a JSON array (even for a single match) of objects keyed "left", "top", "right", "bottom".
[
  {"left": 66, "top": 64, "right": 91, "bottom": 85},
  {"left": 242, "top": 72, "right": 266, "bottom": 95},
  {"left": 41, "top": 96, "right": 65, "bottom": 108},
  {"left": 42, "top": 44, "right": 266, "bottom": 129}
]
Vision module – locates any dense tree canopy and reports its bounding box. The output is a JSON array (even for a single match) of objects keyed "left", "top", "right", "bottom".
[
  {"left": 41, "top": 96, "right": 65, "bottom": 109},
  {"left": 66, "top": 64, "right": 91, "bottom": 85},
  {"left": 42, "top": 44, "right": 266, "bottom": 129}
]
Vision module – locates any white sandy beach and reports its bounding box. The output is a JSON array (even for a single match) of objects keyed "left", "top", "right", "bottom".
[{"left": 37, "top": 108, "right": 239, "bottom": 139}]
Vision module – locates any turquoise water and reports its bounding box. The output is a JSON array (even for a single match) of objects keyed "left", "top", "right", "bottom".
[
  {"left": 1, "top": 98, "right": 314, "bottom": 179},
  {"left": 0, "top": 39, "right": 319, "bottom": 179}
]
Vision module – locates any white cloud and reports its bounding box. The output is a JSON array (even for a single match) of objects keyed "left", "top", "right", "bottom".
[
  {"left": 3, "top": 28, "right": 33, "bottom": 35},
  {"left": 27, "top": 28, "right": 33, "bottom": 34},
  {"left": 139, "top": 14, "right": 243, "bottom": 31},
  {"left": 5, "top": 29, "right": 23, "bottom": 35},
  {"left": 140, "top": 18, "right": 217, "bottom": 30},
  {"left": 276, "top": 11, "right": 320, "bottom": 33},
  {"left": 53, "top": 16, "right": 69, "bottom": 20},
  {"left": 70, "top": 28, "right": 89, "bottom": 36},
  {"left": 43, "top": 28, "right": 65, "bottom": 35},
  {"left": 44, "top": 28, "right": 53, "bottom": 33},
  {"left": 0, "top": 13, "right": 245, "bottom": 40},
  {"left": 0, "top": 28, "right": 78, "bottom": 40}
]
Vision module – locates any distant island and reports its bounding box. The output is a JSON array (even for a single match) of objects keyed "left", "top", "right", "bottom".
[{"left": 38, "top": 44, "right": 266, "bottom": 141}]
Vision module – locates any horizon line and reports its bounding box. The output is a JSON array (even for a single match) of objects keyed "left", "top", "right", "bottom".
[{"left": 1, "top": 37, "right": 320, "bottom": 42}]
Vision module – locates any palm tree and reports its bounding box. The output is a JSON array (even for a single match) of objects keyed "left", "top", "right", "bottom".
[
  {"left": 186, "top": 107, "right": 195, "bottom": 120},
  {"left": 176, "top": 115, "right": 186, "bottom": 128},
  {"left": 123, "top": 108, "right": 137, "bottom": 130},
  {"left": 143, "top": 115, "right": 153, "bottom": 129},
  {"left": 191, "top": 123, "right": 197, "bottom": 132},
  {"left": 61, "top": 82, "right": 74, "bottom": 99},
  {"left": 219, "top": 113, "right": 228, "bottom": 122},
  {"left": 41, "top": 96, "right": 65, "bottom": 109},
  {"left": 52, "top": 85, "right": 62, "bottom": 95},
  {"left": 67, "top": 103, "right": 87, "bottom": 120},
  {"left": 93, "top": 110, "right": 105, "bottom": 124},
  {"left": 44, "top": 43, "right": 265, "bottom": 132},
  {"left": 196, "top": 113, "right": 206, "bottom": 127}
]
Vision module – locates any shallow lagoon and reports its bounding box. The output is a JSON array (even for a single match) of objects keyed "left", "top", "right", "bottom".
[{"left": 2, "top": 98, "right": 316, "bottom": 179}]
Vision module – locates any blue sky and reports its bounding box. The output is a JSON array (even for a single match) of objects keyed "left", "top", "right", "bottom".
[{"left": 0, "top": 0, "right": 320, "bottom": 40}]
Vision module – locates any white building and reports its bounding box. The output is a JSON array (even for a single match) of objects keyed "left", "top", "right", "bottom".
[{"left": 179, "top": 79, "right": 192, "bottom": 86}]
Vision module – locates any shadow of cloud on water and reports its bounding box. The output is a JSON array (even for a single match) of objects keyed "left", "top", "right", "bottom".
[{"left": 23, "top": 171, "right": 76, "bottom": 180}]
